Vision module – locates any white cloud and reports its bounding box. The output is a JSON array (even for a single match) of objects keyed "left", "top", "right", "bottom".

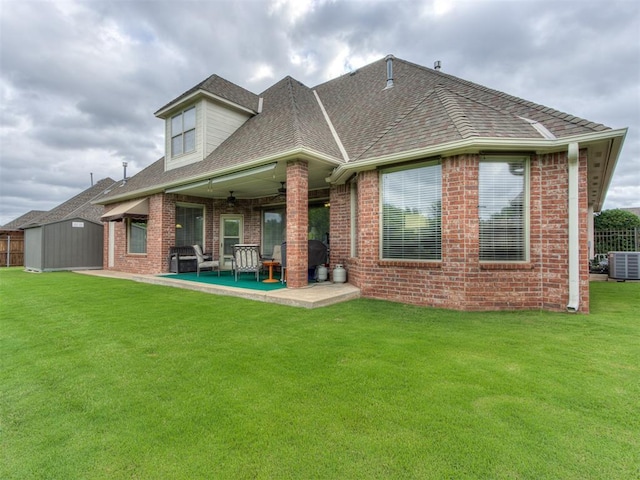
[
  {"left": 248, "top": 64, "right": 276, "bottom": 84},
  {"left": 1, "top": 0, "right": 638, "bottom": 225}
]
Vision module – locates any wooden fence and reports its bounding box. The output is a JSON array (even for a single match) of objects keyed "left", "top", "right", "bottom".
[
  {"left": 0, "top": 235, "right": 24, "bottom": 267},
  {"left": 594, "top": 228, "right": 640, "bottom": 255}
]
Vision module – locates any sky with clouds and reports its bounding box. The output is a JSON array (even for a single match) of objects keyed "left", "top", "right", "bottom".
[{"left": 1, "top": 0, "right": 638, "bottom": 225}]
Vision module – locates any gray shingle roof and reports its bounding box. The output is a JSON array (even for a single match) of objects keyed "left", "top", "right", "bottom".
[
  {"left": 622, "top": 207, "right": 640, "bottom": 217},
  {"left": 102, "top": 77, "right": 343, "bottom": 200},
  {"left": 155, "top": 74, "right": 260, "bottom": 115},
  {"left": 315, "top": 57, "right": 609, "bottom": 161},
  {"left": 25, "top": 178, "right": 118, "bottom": 227},
  {"left": 102, "top": 55, "right": 614, "bottom": 202},
  {"left": 0, "top": 210, "right": 48, "bottom": 230}
]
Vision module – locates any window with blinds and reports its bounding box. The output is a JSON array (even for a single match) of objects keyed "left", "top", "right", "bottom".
[
  {"left": 128, "top": 219, "right": 147, "bottom": 254},
  {"left": 478, "top": 158, "right": 528, "bottom": 261},
  {"left": 175, "top": 204, "right": 204, "bottom": 247},
  {"left": 381, "top": 162, "right": 442, "bottom": 260}
]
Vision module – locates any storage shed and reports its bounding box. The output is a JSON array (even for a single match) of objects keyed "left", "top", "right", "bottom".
[
  {"left": 24, "top": 218, "right": 106, "bottom": 271},
  {"left": 23, "top": 178, "right": 118, "bottom": 272}
]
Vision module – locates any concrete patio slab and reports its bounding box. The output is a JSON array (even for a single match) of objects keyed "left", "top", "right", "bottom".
[{"left": 75, "top": 270, "right": 360, "bottom": 308}]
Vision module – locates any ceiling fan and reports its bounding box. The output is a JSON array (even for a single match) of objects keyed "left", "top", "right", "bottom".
[
  {"left": 264, "top": 181, "right": 286, "bottom": 200},
  {"left": 270, "top": 181, "right": 287, "bottom": 201}
]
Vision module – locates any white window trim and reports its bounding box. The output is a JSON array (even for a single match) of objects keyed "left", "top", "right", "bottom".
[
  {"left": 170, "top": 106, "right": 196, "bottom": 158},
  {"left": 127, "top": 218, "right": 147, "bottom": 255},
  {"left": 379, "top": 159, "right": 442, "bottom": 262}
]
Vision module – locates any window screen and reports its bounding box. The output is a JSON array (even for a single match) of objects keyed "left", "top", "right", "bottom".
[
  {"left": 381, "top": 162, "right": 442, "bottom": 260},
  {"left": 479, "top": 159, "right": 527, "bottom": 261},
  {"left": 262, "top": 208, "right": 286, "bottom": 257},
  {"left": 175, "top": 205, "right": 204, "bottom": 247},
  {"left": 171, "top": 106, "right": 196, "bottom": 157},
  {"left": 128, "top": 220, "right": 147, "bottom": 254}
]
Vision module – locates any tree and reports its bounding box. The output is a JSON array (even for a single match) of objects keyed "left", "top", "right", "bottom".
[{"left": 594, "top": 209, "right": 640, "bottom": 231}]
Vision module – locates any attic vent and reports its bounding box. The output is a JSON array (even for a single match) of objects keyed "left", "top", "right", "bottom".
[
  {"left": 434, "top": 60, "right": 442, "bottom": 71},
  {"left": 385, "top": 54, "right": 394, "bottom": 89}
]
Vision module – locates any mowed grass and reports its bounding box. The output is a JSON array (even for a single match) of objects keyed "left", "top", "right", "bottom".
[{"left": 1, "top": 268, "right": 638, "bottom": 479}]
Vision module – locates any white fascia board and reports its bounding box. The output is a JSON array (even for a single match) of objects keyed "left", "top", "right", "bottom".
[
  {"left": 326, "top": 129, "right": 628, "bottom": 184},
  {"left": 166, "top": 163, "right": 278, "bottom": 194},
  {"left": 98, "top": 148, "right": 343, "bottom": 204},
  {"left": 93, "top": 186, "right": 166, "bottom": 206},
  {"left": 593, "top": 129, "right": 627, "bottom": 212},
  {"left": 155, "top": 90, "right": 257, "bottom": 118}
]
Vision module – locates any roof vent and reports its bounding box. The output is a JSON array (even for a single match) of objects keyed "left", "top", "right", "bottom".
[
  {"left": 385, "top": 54, "right": 394, "bottom": 89},
  {"left": 122, "top": 162, "right": 128, "bottom": 186},
  {"left": 434, "top": 60, "right": 441, "bottom": 71}
]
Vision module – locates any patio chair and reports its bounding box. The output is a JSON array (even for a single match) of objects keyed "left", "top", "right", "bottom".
[
  {"left": 193, "top": 244, "right": 220, "bottom": 277},
  {"left": 268, "top": 244, "right": 282, "bottom": 264},
  {"left": 232, "top": 244, "right": 262, "bottom": 281}
]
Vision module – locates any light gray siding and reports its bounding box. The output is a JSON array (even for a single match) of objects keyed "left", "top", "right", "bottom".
[
  {"left": 164, "top": 99, "right": 252, "bottom": 171},
  {"left": 24, "top": 227, "right": 44, "bottom": 271},
  {"left": 24, "top": 219, "right": 104, "bottom": 272},
  {"left": 204, "top": 99, "right": 252, "bottom": 156}
]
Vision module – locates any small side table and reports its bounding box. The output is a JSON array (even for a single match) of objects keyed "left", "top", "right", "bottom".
[{"left": 262, "top": 261, "right": 280, "bottom": 283}]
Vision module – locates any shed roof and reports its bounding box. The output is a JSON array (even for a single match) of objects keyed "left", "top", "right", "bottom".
[{"left": 24, "top": 178, "right": 118, "bottom": 227}]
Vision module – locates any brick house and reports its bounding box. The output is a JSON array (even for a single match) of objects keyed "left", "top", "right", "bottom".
[{"left": 96, "top": 55, "right": 626, "bottom": 312}]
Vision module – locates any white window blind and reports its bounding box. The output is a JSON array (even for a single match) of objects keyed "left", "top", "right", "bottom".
[
  {"left": 381, "top": 162, "right": 442, "bottom": 260},
  {"left": 479, "top": 159, "right": 527, "bottom": 261}
]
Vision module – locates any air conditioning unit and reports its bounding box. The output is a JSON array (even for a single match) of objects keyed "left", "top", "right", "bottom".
[{"left": 608, "top": 252, "right": 640, "bottom": 281}]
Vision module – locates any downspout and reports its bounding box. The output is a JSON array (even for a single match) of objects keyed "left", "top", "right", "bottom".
[
  {"left": 567, "top": 142, "right": 580, "bottom": 312},
  {"left": 587, "top": 204, "right": 594, "bottom": 260}
]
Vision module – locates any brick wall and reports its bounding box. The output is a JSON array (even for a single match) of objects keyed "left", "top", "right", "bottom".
[
  {"left": 102, "top": 149, "right": 590, "bottom": 312},
  {"left": 102, "top": 189, "right": 315, "bottom": 276},
  {"left": 328, "top": 183, "right": 351, "bottom": 268},
  {"left": 330, "top": 152, "right": 591, "bottom": 312}
]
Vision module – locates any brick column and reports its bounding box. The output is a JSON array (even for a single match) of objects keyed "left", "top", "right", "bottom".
[
  {"left": 286, "top": 160, "right": 309, "bottom": 288},
  {"left": 441, "top": 155, "right": 478, "bottom": 308},
  {"left": 356, "top": 170, "right": 379, "bottom": 294}
]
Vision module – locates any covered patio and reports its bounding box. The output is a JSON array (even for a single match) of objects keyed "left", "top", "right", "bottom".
[{"left": 160, "top": 158, "right": 336, "bottom": 290}]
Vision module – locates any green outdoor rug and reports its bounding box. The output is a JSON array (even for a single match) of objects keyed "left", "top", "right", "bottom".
[{"left": 159, "top": 270, "right": 286, "bottom": 291}]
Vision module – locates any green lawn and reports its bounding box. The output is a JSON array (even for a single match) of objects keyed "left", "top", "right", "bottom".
[{"left": 1, "top": 268, "right": 638, "bottom": 479}]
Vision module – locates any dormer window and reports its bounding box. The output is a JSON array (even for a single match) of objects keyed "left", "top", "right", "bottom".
[{"left": 171, "top": 107, "right": 196, "bottom": 157}]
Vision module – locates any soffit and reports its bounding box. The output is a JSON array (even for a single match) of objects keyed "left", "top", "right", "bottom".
[{"left": 163, "top": 160, "right": 332, "bottom": 200}]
